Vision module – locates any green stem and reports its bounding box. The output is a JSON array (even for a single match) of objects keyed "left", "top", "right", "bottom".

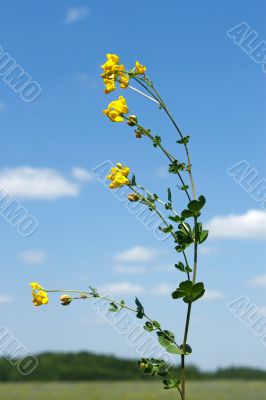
[
  {"left": 180, "top": 303, "right": 192, "bottom": 400},
  {"left": 131, "top": 76, "right": 197, "bottom": 201},
  {"left": 128, "top": 185, "right": 177, "bottom": 243},
  {"left": 131, "top": 183, "right": 191, "bottom": 280},
  {"left": 180, "top": 217, "right": 198, "bottom": 399},
  {"left": 46, "top": 289, "right": 181, "bottom": 351},
  {"left": 124, "top": 116, "right": 191, "bottom": 202}
]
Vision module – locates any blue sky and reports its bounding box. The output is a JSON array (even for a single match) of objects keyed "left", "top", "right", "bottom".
[{"left": 0, "top": 0, "right": 265, "bottom": 371}]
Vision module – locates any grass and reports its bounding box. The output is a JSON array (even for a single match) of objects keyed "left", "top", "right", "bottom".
[{"left": 0, "top": 381, "right": 265, "bottom": 399}]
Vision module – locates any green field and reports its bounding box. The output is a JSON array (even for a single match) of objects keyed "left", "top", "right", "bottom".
[{"left": 0, "top": 381, "right": 265, "bottom": 400}]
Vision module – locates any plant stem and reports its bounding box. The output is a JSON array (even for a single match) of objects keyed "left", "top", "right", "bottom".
[
  {"left": 180, "top": 302, "right": 192, "bottom": 399},
  {"left": 135, "top": 79, "right": 199, "bottom": 400},
  {"left": 46, "top": 289, "right": 181, "bottom": 351},
  {"left": 130, "top": 76, "right": 197, "bottom": 200},
  {"left": 180, "top": 218, "right": 198, "bottom": 399},
  {"left": 123, "top": 116, "right": 191, "bottom": 202}
]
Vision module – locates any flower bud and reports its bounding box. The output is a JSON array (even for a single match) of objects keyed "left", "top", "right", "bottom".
[
  {"left": 139, "top": 362, "right": 146, "bottom": 369},
  {"left": 128, "top": 193, "right": 140, "bottom": 202},
  {"left": 60, "top": 294, "right": 72, "bottom": 306},
  {"left": 135, "top": 129, "right": 142, "bottom": 139},
  {"left": 127, "top": 115, "right": 138, "bottom": 127}
]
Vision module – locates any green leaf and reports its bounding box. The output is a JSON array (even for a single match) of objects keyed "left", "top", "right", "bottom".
[
  {"left": 175, "top": 230, "right": 194, "bottom": 248},
  {"left": 157, "top": 330, "right": 175, "bottom": 349},
  {"left": 177, "top": 135, "right": 190, "bottom": 145},
  {"left": 135, "top": 297, "right": 143, "bottom": 308},
  {"left": 152, "top": 320, "right": 161, "bottom": 329},
  {"left": 164, "top": 330, "right": 175, "bottom": 340},
  {"left": 109, "top": 302, "right": 119, "bottom": 312},
  {"left": 167, "top": 188, "right": 172, "bottom": 204},
  {"left": 135, "top": 297, "right": 144, "bottom": 319},
  {"left": 157, "top": 332, "right": 172, "bottom": 348},
  {"left": 179, "top": 280, "right": 193, "bottom": 295},
  {"left": 168, "top": 161, "right": 185, "bottom": 174},
  {"left": 175, "top": 262, "right": 192, "bottom": 273},
  {"left": 188, "top": 200, "right": 200, "bottom": 212},
  {"left": 130, "top": 174, "right": 136, "bottom": 186},
  {"left": 172, "top": 281, "right": 205, "bottom": 303},
  {"left": 172, "top": 289, "right": 184, "bottom": 299},
  {"left": 180, "top": 344, "right": 192, "bottom": 355},
  {"left": 198, "top": 195, "right": 206, "bottom": 209},
  {"left": 159, "top": 225, "right": 173, "bottom": 233},
  {"left": 144, "top": 322, "right": 154, "bottom": 332},
  {"left": 163, "top": 378, "right": 181, "bottom": 389},
  {"left": 180, "top": 185, "right": 189, "bottom": 191},
  {"left": 175, "top": 245, "right": 186, "bottom": 253},
  {"left": 192, "top": 282, "right": 204, "bottom": 296},
  {"left": 89, "top": 286, "right": 99, "bottom": 297},
  {"left": 168, "top": 214, "right": 183, "bottom": 223},
  {"left": 175, "top": 262, "right": 185, "bottom": 272},
  {"left": 191, "top": 288, "right": 205, "bottom": 302},
  {"left": 187, "top": 195, "right": 206, "bottom": 213},
  {"left": 199, "top": 230, "right": 209, "bottom": 244},
  {"left": 181, "top": 209, "right": 194, "bottom": 219},
  {"left": 153, "top": 136, "right": 161, "bottom": 147},
  {"left": 166, "top": 344, "right": 183, "bottom": 355}
]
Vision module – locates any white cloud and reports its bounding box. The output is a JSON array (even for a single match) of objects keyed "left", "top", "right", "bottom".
[
  {"left": 207, "top": 209, "right": 266, "bottom": 239},
  {"left": 0, "top": 294, "right": 12, "bottom": 304},
  {"left": 71, "top": 167, "right": 93, "bottom": 182},
  {"left": 0, "top": 167, "right": 79, "bottom": 200},
  {"left": 150, "top": 284, "right": 173, "bottom": 296},
  {"left": 115, "top": 246, "right": 159, "bottom": 263},
  {"left": 113, "top": 265, "right": 146, "bottom": 275},
  {"left": 203, "top": 290, "right": 224, "bottom": 301},
  {"left": 0, "top": 102, "right": 7, "bottom": 112},
  {"left": 66, "top": 7, "right": 90, "bottom": 24},
  {"left": 100, "top": 282, "right": 144, "bottom": 295},
  {"left": 20, "top": 250, "right": 46, "bottom": 265},
  {"left": 248, "top": 273, "right": 266, "bottom": 287}
]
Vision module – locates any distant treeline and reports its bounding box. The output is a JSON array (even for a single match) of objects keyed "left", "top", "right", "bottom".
[{"left": 0, "top": 352, "right": 265, "bottom": 381}]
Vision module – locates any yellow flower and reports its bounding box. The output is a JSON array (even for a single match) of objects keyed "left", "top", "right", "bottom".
[
  {"left": 103, "top": 76, "right": 116, "bottom": 94},
  {"left": 101, "top": 54, "right": 120, "bottom": 73},
  {"left": 30, "top": 282, "right": 44, "bottom": 290},
  {"left": 119, "top": 74, "right": 129, "bottom": 89},
  {"left": 101, "top": 54, "right": 129, "bottom": 93},
  {"left": 103, "top": 96, "right": 129, "bottom": 122},
  {"left": 112, "top": 64, "right": 125, "bottom": 74},
  {"left": 32, "top": 290, "right": 49, "bottom": 306},
  {"left": 30, "top": 282, "right": 49, "bottom": 307},
  {"left": 135, "top": 61, "right": 146, "bottom": 75},
  {"left": 106, "top": 163, "right": 130, "bottom": 189}
]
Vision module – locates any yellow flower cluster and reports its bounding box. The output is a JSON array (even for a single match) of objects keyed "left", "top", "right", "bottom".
[
  {"left": 30, "top": 282, "right": 49, "bottom": 306},
  {"left": 103, "top": 96, "right": 129, "bottom": 122},
  {"left": 106, "top": 163, "right": 130, "bottom": 189},
  {"left": 101, "top": 54, "right": 146, "bottom": 94},
  {"left": 101, "top": 54, "right": 129, "bottom": 94}
]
